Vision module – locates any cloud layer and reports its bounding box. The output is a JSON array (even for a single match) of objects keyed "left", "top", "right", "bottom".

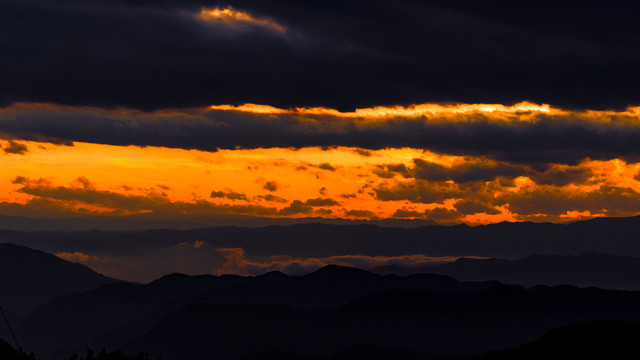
[
  {"left": 214, "top": 247, "right": 471, "bottom": 276},
  {"left": 5, "top": 103, "right": 640, "bottom": 164}
]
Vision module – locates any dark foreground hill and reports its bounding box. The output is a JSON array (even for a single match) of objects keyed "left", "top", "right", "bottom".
[
  {"left": 236, "top": 320, "right": 640, "bottom": 360},
  {"left": 475, "top": 320, "right": 640, "bottom": 359},
  {"left": 0, "top": 243, "right": 118, "bottom": 341},
  {"left": 119, "top": 284, "right": 640, "bottom": 360},
  {"left": 21, "top": 266, "right": 498, "bottom": 359},
  {"left": 8, "top": 320, "right": 640, "bottom": 360},
  {"left": 11, "top": 263, "right": 640, "bottom": 360},
  {"left": 19, "top": 273, "right": 248, "bottom": 359},
  {"left": 374, "top": 252, "right": 640, "bottom": 290}
]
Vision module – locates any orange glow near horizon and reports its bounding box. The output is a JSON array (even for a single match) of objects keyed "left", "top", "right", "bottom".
[
  {"left": 0, "top": 141, "right": 430, "bottom": 219},
  {"left": 5, "top": 101, "right": 640, "bottom": 225},
  {"left": 2, "top": 138, "right": 640, "bottom": 224}
]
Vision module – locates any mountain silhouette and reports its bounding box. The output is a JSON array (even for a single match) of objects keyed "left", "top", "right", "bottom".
[
  {"left": 7, "top": 217, "right": 640, "bottom": 276},
  {"left": 239, "top": 343, "right": 459, "bottom": 360},
  {"left": 0, "top": 214, "right": 437, "bottom": 232},
  {"left": 474, "top": 320, "right": 640, "bottom": 359},
  {"left": 115, "top": 272, "right": 640, "bottom": 360},
  {"left": 0, "top": 243, "right": 117, "bottom": 343},
  {"left": 374, "top": 252, "right": 640, "bottom": 290},
  {"left": 214, "top": 321, "right": 640, "bottom": 360},
  {"left": 22, "top": 266, "right": 500, "bottom": 359},
  {"left": 19, "top": 273, "right": 250, "bottom": 359},
  {"left": 0, "top": 337, "right": 34, "bottom": 360}
]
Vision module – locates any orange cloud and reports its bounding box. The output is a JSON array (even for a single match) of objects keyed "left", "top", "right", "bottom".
[
  {"left": 199, "top": 7, "right": 286, "bottom": 33},
  {"left": 263, "top": 181, "right": 279, "bottom": 192},
  {"left": 3, "top": 140, "right": 28, "bottom": 155}
]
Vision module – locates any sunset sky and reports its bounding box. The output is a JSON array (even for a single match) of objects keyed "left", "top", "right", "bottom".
[{"left": 3, "top": 0, "right": 640, "bottom": 226}]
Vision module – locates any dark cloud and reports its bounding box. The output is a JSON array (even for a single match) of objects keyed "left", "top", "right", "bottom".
[
  {"left": 353, "top": 148, "right": 372, "bottom": 157},
  {"left": 412, "top": 158, "right": 525, "bottom": 183},
  {"left": 424, "top": 207, "right": 462, "bottom": 221},
  {"left": 279, "top": 200, "right": 312, "bottom": 215},
  {"left": 210, "top": 189, "right": 248, "bottom": 201},
  {"left": 498, "top": 185, "right": 640, "bottom": 216},
  {"left": 317, "top": 163, "right": 337, "bottom": 172},
  {"left": 263, "top": 181, "right": 279, "bottom": 192},
  {"left": 11, "top": 176, "right": 280, "bottom": 217},
  {"left": 373, "top": 164, "right": 410, "bottom": 179},
  {"left": 3, "top": 140, "right": 28, "bottom": 154},
  {"left": 527, "top": 166, "right": 594, "bottom": 186},
  {"left": 454, "top": 200, "right": 500, "bottom": 215},
  {"left": 278, "top": 197, "right": 340, "bottom": 215},
  {"left": 255, "top": 194, "right": 288, "bottom": 203},
  {"left": 314, "top": 208, "right": 333, "bottom": 216},
  {"left": 374, "top": 180, "right": 489, "bottom": 204},
  {"left": 304, "top": 197, "right": 340, "bottom": 207},
  {"left": 393, "top": 206, "right": 463, "bottom": 221},
  {"left": 378, "top": 159, "right": 595, "bottom": 186},
  {"left": 392, "top": 207, "right": 424, "bottom": 219},
  {"left": 6, "top": 104, "right": 640, "bottom": 164},
  {"left": 376, "top": 172, "right": 640, "bottom": 220},
  {"left": 3, "top": 1, "right": 640, "bottom": 110}
]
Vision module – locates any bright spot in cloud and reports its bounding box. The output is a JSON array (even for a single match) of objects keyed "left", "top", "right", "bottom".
[{"left": 199, "top": 7, "right": 286, "bottom": 33}]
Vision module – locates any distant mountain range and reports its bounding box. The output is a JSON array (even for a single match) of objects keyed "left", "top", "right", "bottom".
[
  {"left": 3, "top": 215, "right": 640, "bottom": 261},
  {"left": 373, "top": 252, "right": 640, "bottom": 290},
  {"left": 0, "top": 214, "right": 437, "bottom": 232}
]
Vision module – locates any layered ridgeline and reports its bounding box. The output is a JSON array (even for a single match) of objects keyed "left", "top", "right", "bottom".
[
  {"left": 3, "top": 216, "right": 640, "bottom": 359},
  {"left": 8, "top": 264, "right": 640, "bottom": 360},
  {"left": 20, "top": 267, "right": 498, "bottom": 359},
  {"left": 2, "top": 215, "right": 640, "bottom": 266},
  {"left": 373, "top": 252, "right": 640, "bottom": 290}
]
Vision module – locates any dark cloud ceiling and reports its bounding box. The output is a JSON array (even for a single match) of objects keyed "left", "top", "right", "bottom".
[
  {"left": 4, "top": 103, "right": 640, "bottom": 164},
  {"left": 3, "top": 0, "right": 640, "bottom": 110}
]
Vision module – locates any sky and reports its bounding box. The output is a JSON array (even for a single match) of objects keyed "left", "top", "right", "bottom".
[{"left": 3, "top": 0, "right": 640, "bottom": 226}]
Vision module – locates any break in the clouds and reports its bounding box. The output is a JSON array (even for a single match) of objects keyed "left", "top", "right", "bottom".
[
  {"left": 3, "top": 0, "right": 640, "bottom": 110},
  {"left": 5, "top": 103, "right": 640, "bottom": 164}
]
